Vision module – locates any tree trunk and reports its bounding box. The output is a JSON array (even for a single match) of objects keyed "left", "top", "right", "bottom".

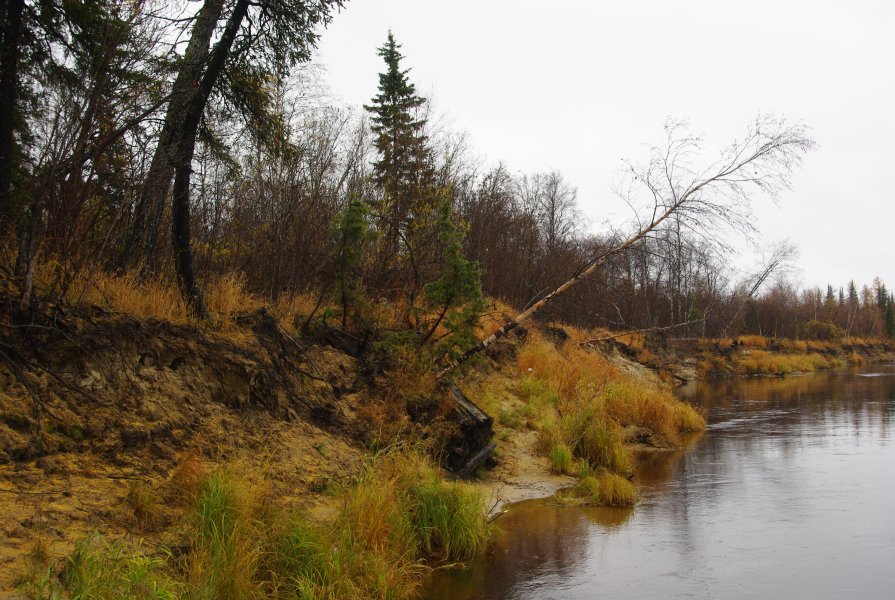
[
  {"left": 170, "top": 0, "right": 249, "bottom": 316},
  {"left": 0, "top": 0, "right": 25, "bottom": 230},
  {"left": 124, "top": 0, "right": 225, "bottom": 270}
]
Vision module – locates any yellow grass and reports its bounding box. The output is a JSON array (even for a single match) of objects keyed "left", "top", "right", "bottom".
[
  {"left": 737, "top": 335, "right": 769, "bottom": 348},
  {"left": 601, "top": 380, "right": 704, "bottom": 444},
  {"left": 735, "top": 350, "right": 843, "bottom": 375},
  {"left": 778, "top": 338, "right": 808, "bottom": 352},
  {"left": 570, "top": 469, "right": 638, "bottom": 507}
]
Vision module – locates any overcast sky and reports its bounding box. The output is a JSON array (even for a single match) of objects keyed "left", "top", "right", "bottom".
[{"left": 315, "top": 0, "right": 894, "bottom": 291}]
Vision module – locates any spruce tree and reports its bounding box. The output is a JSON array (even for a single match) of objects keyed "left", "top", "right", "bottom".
[
  {"left": 364, "top": 31, "right": 435, "bottom": 258},
  {"left": 886, "top": 300, "right": 895, "bottom": 339},
  {"left": 332, "top": 198, "right": 377, "bottom": 331},
  {"left": 420, "top": 199, "right": 486, "bottom": 361}
]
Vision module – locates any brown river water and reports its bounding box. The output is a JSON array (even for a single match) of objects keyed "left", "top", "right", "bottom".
[{"left": 424, "top": 365, "right": 895, "bottom": 599}]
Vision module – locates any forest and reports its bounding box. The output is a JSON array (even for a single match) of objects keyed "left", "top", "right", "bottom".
[{"left": 1, "top": 0, "right": 892, "bottom": 359}]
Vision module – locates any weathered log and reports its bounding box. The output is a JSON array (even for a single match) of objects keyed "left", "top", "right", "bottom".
[
  {"left": 456, "top": 442, "right": 496, "bottom": 479},
  {"left": 440, "top": 381, "right": 494, "bottom": 475}
]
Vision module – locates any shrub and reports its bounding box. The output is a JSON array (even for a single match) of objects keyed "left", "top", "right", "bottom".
[{"left": 804, "top": 320, "right": 845, "bottom": 341}]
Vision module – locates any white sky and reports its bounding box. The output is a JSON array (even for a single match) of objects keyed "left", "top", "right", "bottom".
[{"left": 315, "top": 0, "right": 894, "bottom": 290}]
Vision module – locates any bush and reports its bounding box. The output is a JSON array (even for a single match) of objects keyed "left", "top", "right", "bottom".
[{"left": 804, "top": 320, "right": 845, "bottom": 341}]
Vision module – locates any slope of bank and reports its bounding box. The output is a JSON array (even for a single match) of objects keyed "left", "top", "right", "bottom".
[{"left": 1, "top": 297, "right": 704, "bottom": 597}]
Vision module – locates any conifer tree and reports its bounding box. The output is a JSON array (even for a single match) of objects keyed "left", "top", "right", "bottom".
[
  {"left": 886, "top": 300, "right": 895, "bottom": 339},
  {"left": 332, "top": 197, "right": 376, "bottom": 330},
  {"left": 364, "top": 31, "right": 435, "bottom": 262},
  {"left": 420, "top": 199, "right": 486, "bottom": 361}
]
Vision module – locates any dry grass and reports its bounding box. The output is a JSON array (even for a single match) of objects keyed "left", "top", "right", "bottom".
[
  {"left": 568, "top": 469, "right": 638, "bottom": 507},
  {"left": 269, "top": 289, "right": 322, "bottom": 331},
  {"left": 477, "top": 299, "right": 518, "bottom": 338},
  {"left": 126, "top": 481, "right": 163, "bottom": 531},
  {"left": 509, "top": 326, "right": 705, "bottom": 485},
  {"left": 26, "top": 257, "right": 265, "bottom": 329},
  {"left": 601, "top": 380, "right": 704, "bottom": 445},
  {"left": 735, "top": 350, "right": 843, "bottom": 375},
  {"left": 169, "top": 452, "right": 207, "bottom": 506},
  {"left": 71, "top": 270, "right": 187, "bottom": 321},
  {"left": 778, "top": 338, "right": 809, "bottom": 352},
  {"left": 737, "top": 335, "right": 769, "bottom": 348}
]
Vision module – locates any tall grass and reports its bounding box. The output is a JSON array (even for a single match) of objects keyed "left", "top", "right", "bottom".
[
  {"left": 548, "top": 443, "right": 574, "bottom": 475},
  {"left": 23, "top": 454, "right": 489, "bottom": 600},
  {"left": 511, "top": 329, "right": 705, "bottom": 486}
]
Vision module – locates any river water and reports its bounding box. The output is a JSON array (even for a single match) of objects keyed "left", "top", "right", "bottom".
[{"left": 424, "top": 365, "right": 895, "bottom": 599}]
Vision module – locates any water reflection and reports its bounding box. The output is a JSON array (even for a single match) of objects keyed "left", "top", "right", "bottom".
[{"left": 423, "top": 364, "right": 895, "bottom": 600}]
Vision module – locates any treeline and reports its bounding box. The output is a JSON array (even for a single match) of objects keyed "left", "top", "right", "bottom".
[{"left": 1, "top": 1, "right": 880, "bottom": 347}]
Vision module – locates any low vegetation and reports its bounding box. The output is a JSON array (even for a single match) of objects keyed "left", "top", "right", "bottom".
[
  {"left": 20, "top": 452, "right": 489, "bottom": 600},
  {"left": 473, "top": 330, "right": 706, "bottom": 508},
  {"left": 692, "top": 334, "right": 887, "bottom": 377}
]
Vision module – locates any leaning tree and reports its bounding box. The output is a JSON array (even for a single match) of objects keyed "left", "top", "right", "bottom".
[
  {"left": 439, "top": 116, "right": 815, "bottom": 376},
  {"left": 131, "top": 0, "right": 345, "bottom": 315}
]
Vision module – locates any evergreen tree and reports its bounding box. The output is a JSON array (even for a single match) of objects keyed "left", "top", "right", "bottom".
[
  {"left": 364, "top": 31, "right": 435, "bottom": 260},
  {"left": 332, "top": 198, "right": 377, "bottom": 330},
  {"left": 420, "top": 199, "right": 486, "bottom": 361},
  {"left": 886, "top": 300, "right": 895, "bottom": 339}
]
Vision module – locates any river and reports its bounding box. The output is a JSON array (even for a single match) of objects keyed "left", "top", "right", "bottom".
[{"left": 423, "top": 364, "right": 895, "bottom": 599}]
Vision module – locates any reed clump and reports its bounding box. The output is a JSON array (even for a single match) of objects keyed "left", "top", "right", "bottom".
[{"left": 569, "top": 469, "right": 637, "bottom": 507}]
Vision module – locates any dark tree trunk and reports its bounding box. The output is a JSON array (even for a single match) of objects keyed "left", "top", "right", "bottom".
[
  {"left": 124, "top": 0, "right": 225, "bottom": 270},
  {"left": 0, "top": 0, "right": 25, "bottom": 230},
  {"left": 170, "top": 0, "right": 249, "bottom": 316}
]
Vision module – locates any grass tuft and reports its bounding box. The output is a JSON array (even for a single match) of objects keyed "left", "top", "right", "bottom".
[
  {"left": 548, "top": 443, "right": 574, "bottom": 475},
  {"left": 573, "top": 470, "right": 638, "bottom": 506},
  {"left": 127, "top": 481, "right": 163, "bottom": 531}
]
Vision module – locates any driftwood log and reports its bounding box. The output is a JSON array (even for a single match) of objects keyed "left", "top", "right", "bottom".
[{"left": 441, "top": 382, "right": 495, "bottom": 477}]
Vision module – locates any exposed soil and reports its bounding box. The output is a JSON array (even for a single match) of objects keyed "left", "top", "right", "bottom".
[
  {"left": 474, "top": 428, "right": 576, "bottom": 518},
  {"left": 0, "top": 309, "right": 372, "bottom": 593}
]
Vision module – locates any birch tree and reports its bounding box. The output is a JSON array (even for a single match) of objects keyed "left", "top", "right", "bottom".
[{"left": 439, "top": 115, "right": 814, "bottom": 376}]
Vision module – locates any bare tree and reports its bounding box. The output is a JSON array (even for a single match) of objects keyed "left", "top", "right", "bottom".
[
  {"left": 439, "top": 115, "right": 814, "bottom": 377},
  {"left": 722, "top": 239, "right": 800, "bottom": 336}
]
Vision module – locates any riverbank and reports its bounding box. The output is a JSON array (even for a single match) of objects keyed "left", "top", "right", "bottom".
[
  {"left": 0, "top": 292, "right": 703, "bottom": 597},
  {"left": 421, "top": 365, "right": 895, "bottom": 600},
  {"left": 598, "top": 332, "right": 895, "bottom": 382}
]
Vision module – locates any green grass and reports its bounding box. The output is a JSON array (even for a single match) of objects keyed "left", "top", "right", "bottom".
[
  {"left": 405, "top": 473, "right": 490, "bottom": 561},
  {"left": 23, "top": 537, "right": 178, "bottom": 599},
  {"left": 21, "top": 454, "right": 489, "bottom": 600},
  {"left": 548, "top": 443, "right": 574, "bottom": 475}
]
